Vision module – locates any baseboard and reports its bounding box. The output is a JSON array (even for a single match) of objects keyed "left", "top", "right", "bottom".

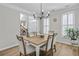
[
  {"left": 56, "top": 40, "right": 71, "bottom": 45},
  {"left": 0, "top": 43, "right": 19, "bottom": 51}
]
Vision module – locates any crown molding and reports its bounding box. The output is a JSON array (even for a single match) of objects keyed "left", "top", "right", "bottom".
[
  {"left": 0, "top": 4, "right": 32, "bottom": 15},
  {"left": 50, "top": 4, "right": 79, "bottom": 15}
]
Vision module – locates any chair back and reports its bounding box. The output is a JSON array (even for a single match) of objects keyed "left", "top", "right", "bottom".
[
  {"left": 16, "top": 35, "right": 26, "bottom": 56},
  {"left": 46, "top": 35, "right": 52, "bottom": 51},
  {"left": 52, "top": 33, "right": 57, "bottom": 45},
  {"left": 46, "top": 33, "right": 57, "bottom": 52}
]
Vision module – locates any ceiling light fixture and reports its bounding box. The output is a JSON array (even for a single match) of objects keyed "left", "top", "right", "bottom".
[{"left": 33, "top": 3, "right": 50, "bottom": 19}]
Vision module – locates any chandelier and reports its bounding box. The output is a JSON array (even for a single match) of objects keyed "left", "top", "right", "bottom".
[{"left": 33, "top": 3, "right": 50, "bottom": 19}]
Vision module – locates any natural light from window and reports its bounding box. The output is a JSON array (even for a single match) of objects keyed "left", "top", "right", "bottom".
[
  {"left": 62, "top": 12, "right": 74, "bottom": 36},
  {"left": 43, "top": 18, "right": 49, "bottom": 34}
]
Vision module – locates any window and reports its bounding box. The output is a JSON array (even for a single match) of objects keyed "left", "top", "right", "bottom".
[
  {"left": 28, "top": 16, "right": 37, "bottom": 33},
  {"left": 20, "top": 13, "right": 27, "bottom": 26},
  {"left": 62, "top": 12, "right": 74, "bottom": 36},
  {"left": 43, "top": 18, "right": 49, "bottom": 34}
]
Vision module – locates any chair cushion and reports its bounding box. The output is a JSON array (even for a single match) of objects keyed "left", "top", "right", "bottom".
[
  {"left": 18, "top": 41, "right": 35, "bottom": 55},
  {"left": 25, "top": 45, "right": 35, "bottom": 54}
]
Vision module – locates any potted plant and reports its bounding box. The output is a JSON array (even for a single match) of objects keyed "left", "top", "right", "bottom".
[{"left": 65, "top": 28, "right": 79, "bottom": 45}]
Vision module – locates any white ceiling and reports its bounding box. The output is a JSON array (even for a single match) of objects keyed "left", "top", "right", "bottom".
[{"left": 7, "top": 3, "right": 78, "bottom": 14}]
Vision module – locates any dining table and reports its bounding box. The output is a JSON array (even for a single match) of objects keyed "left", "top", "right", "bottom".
[{"left": 22, "top": 35, "right": 48, "bottom": 56}]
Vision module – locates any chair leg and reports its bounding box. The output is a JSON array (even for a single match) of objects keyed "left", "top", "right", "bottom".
[
  {"left": 20, "top": 52, "right": 22, "bottom": 56},
  {"left": 51, "top": 50, "right": 53, "bottom": 56},
  {"left": 50, "top": 49, "right": 53, "bottom": 56},
  {"left": 54, "top": 44, "right": 56, "bottom": 52}
]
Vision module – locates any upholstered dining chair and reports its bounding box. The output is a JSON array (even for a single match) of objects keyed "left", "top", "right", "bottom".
[
  {"left": 52, "top": 33, "right": 57, "bottom": 52},
  {"left": 40, "top": 33, "right": 57, "bottom": 56},
  {"left": 16, "top": 35, "right": 35, "bottom": 56}
]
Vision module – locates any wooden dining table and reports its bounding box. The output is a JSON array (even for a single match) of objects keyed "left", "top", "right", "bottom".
[{"left": 22, "top": 35, "right": 48, "bottom": 56}]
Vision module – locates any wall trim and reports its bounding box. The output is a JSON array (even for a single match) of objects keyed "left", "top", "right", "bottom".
[
  {"left": 0, "top": 43, "right": 19, "bottom": 51},
  {"left": 0, "top": 4, "right": 32, "bottom": 16},
  {"left": 56, "top": 40, "right": 72, "bottom": 45}
]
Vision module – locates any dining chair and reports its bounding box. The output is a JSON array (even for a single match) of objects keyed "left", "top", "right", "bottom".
[
  {"left": 40, "top": 33, "right": 57, "bottom": 56},
  {"left": 16, "top": 35, "right": 35, "bottom": 56},
  {"left": 53, "top": 33, "right": 57, "bottom": 52}
]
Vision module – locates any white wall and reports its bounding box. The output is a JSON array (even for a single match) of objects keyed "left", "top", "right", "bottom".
[
  {"left": 0, "top": 5, "right": 20, "bottom": 51},
  {"left": 49, "top": 5, "right": 79, "bottom": 44},
  {"left": 49, "top": 14, "right": 63, "bottom": 44}
]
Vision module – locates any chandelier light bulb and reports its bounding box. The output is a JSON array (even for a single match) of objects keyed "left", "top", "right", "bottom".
[{"left": 42, "top": 10, "right": 44, "bottom": 12}]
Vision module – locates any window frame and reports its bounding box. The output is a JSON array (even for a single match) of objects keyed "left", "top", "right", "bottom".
[
  {"left": 43, "top": 18, "right": 49, "bottom": 34},
  {"left": 62, "top": 11, "right": 75, "bottom": 36}
]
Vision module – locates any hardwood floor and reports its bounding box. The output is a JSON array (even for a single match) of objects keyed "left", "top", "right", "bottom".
[
  {"left": 54, "top": 42, "right": 79, "bottom": 56},
  {"left": 0, "top": 46, "right": 19, "bottom": 56},
  {"left": 0, "top": 42, "right": 79, "bottom": 56}
]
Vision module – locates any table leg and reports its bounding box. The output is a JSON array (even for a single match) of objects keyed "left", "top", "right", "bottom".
[{"left": 36, "top": 46, "right": 40, "bottom": 56}]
